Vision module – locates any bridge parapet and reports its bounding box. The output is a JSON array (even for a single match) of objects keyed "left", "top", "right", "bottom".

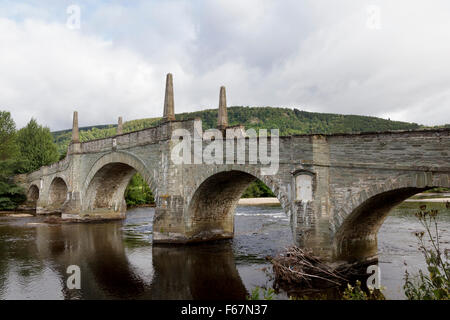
[
  {"left": 64, "top": 119, "right": 200, "bottom": 155},
  {"left": 15, "top": 156, "right": 70, "bottom": 185}
]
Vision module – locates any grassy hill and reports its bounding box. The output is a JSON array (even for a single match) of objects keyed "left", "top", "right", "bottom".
[{"left": 52, "top": 106, "right": 422, "bottom": 156}]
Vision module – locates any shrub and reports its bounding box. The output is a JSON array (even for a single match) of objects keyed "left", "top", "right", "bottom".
[{"left": 403, "top": 204, "right": 450, "bottom": 300}]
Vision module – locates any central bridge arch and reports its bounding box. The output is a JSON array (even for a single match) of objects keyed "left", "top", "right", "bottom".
[
  {"left": 185, "top": 168, "right": 289, "bottom": 242},
  {"left": 82, "top": 152, "right": 156, "bottom": 218}
]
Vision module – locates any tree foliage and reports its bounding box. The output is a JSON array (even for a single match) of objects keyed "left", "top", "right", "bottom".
[
  {"left": 0, "top": 159, "right": 26, "bottom": 210},
  {"left": 16, "top": 119, "right": 59, "bottom": 173},
  {"left": 0, "top": 111, "right": 18, "bottom": 160},
  {"left": 0, "top": 111, "right": 25, "bottom": 210},
  {"left": 124, "top": 173, "right": 155, "bottom": 207},
  {"left": 242, "top": 180, "right": 275, "bottom": 198},
  {"left": 175, "top": 107, "right": 421, "bottom": 134}
]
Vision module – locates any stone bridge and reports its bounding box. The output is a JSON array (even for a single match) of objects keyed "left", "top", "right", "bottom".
[{"left": 15, "top": 74, "right": 450, "bottom": 263}]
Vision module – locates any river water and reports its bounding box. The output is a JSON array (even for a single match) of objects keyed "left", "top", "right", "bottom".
[{"left": 0, "top": 199, "right": 448, "bottom": 300}]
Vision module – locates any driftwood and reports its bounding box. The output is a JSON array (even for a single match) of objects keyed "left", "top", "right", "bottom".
[{"left": 270, "top": 246, "right": 350, "bottom": 289}]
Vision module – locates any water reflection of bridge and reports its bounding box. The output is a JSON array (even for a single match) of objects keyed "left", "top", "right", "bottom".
[{"left": 32, "top": 220, "right": 246, "bottom": 299}]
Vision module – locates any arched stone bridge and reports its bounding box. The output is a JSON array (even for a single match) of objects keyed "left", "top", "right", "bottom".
[{"left": 15, "top": 74, "right": 450, "bottom": 263}]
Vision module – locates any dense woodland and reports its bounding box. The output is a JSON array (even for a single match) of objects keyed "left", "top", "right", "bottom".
[{"left": 1, "top": 106, "right": 447, "bottom": 210}]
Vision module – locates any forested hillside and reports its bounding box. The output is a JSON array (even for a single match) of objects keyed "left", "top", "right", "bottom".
[
  {"left": 52, "top": 107, "right": 421, "bottom": 156},
  {"left": 176, "top": 107, "right": 421, "bottom": 134}
]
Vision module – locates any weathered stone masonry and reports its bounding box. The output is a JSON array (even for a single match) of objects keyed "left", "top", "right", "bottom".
[{"left": 15, "top": 74, "right": 450, "bottom": 263}]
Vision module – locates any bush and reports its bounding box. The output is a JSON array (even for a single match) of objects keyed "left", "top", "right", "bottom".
[
  {"left": 125, "top": 173, "right": 154, "bottom": 207},
  {"left": 403, "top": 204, "right": 450, "bottom": 300},
  {"left": 0, "top": 112, "right": 26, "bottom": 210},
  {"left": 241, "top": 180, "right": 275, "bottom": 198},
  {"left": 0, "top": 160, "right": 26, "bottom": 210},
  {"left": 247, "top": 287, "right": 275, "bottom": 300},
  {"left": 341, "top": 280, "right": 385, "bottom": 300}
]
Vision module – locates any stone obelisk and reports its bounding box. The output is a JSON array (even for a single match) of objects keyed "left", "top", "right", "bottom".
[
  {"left": 163, "top": 73, "right": 175, "bottom": 122},
  {"left": 217, "top": 86, "right": 228, "bottom": 130},
  {"left": 71, "top": 111, "right": 79, "bottom": 143},
  {"left": 117, "top": 116, "right": 123, "bottom": 135}
]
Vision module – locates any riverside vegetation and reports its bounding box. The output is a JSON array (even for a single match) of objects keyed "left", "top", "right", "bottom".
[{"left": 403, "top": 203, "right": 450, "bottom": 300}]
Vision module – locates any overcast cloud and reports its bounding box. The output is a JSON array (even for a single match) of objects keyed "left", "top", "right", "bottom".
[{"left": 0, "top": 0, "right": 449, "bottom": 130}]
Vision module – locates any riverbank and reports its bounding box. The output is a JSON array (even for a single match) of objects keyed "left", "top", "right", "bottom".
[
  {"left": 0, "top": 210, "right": 34, "bottom": 217},
  {"left": 406, "top": 192, "right": 450, "bottom": 202},
  {"left": 405, "top": 198, "right": 450, "bottom": 202},
  {"left": 126, "top": 203, "right": 156, "bottom": 209},
  {"left": 238, "top": 197, "right": 280, "bottom": 205},
  {"left": 238, "top": 195, "right": 450, "bottom": 205}
]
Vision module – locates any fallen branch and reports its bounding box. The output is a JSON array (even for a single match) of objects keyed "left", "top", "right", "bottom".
[{"left": 270, "top": 246, "right": 349, "bottom": 288}]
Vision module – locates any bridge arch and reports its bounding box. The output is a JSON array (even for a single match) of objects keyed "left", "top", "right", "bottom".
[
  {"left": 26, "top": 184, "right": 40, "bottom": 209},
  {"left": 82, "top": 151, "right": 156, "bottom": 217},
  {"left": 185, "top": 167, "right": 289, "bottom": 241},
  {"left": 333, "top": 172, "right": 450, "bottom": 262},
  {"left": 48, "top": 177, "right": 69, "bottom": 210}
]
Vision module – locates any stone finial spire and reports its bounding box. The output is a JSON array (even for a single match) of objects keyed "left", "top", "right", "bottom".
[
  {"left": 163, "top": 73, "right": 175, "bottom": 122},
  {"left": 217, "top": 86, "right": 228, "bottom": 130},
  {"left": 117, "top": 116, "right": 123, "bottom": 135},
  {"left": 71, "top": 111, "right": 79, "bottom": 143}
]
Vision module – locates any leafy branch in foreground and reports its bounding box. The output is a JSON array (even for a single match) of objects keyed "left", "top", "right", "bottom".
[
  {"left": 247, "top": 287, "right": 275, "bottom": 300},
  {"left": 403, "top": 203, "right": 450, "bottom": 300},
  {"left": 341, "top": 280, "right": 385, "bottom": 300}
]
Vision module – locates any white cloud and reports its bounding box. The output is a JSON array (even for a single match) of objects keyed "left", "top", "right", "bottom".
[
  {"left": 0, "top": 0, "right": 449, "bottom": 130},
  {"left": 0, "top": 18, "right": 163, "bottom": 129}
]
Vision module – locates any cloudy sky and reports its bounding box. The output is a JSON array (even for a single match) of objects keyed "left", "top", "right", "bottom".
[{"left": 1, "top": 0, "right": 449, "bottom": 130}]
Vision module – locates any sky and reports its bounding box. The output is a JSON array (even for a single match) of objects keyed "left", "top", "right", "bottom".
[{"left": 0, "top": 0, "right": 449, "bottom": 131}]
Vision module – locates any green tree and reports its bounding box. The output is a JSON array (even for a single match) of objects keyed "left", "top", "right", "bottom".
[
  {"left": 16, "top": 119, "right": 59, "bottom": 173},
  {"left": 125, "top": 173, "right": 154, "bottom": 207},
  {"left": 242, "top": 180, "right": 275, "bottom": 198},
  {"left": 0, "top": 111, "right": 19, "bottom": 160},
  {"left": 0, "top": 159, "right": 26, "bottom": 210},
  {"left": 0, "top": 111, "right": 25, "bottom": 210}
]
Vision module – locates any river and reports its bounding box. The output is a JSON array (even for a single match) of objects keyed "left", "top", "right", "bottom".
[{"left": 0, "top": 197, "right": 448, "bottom": 299}]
